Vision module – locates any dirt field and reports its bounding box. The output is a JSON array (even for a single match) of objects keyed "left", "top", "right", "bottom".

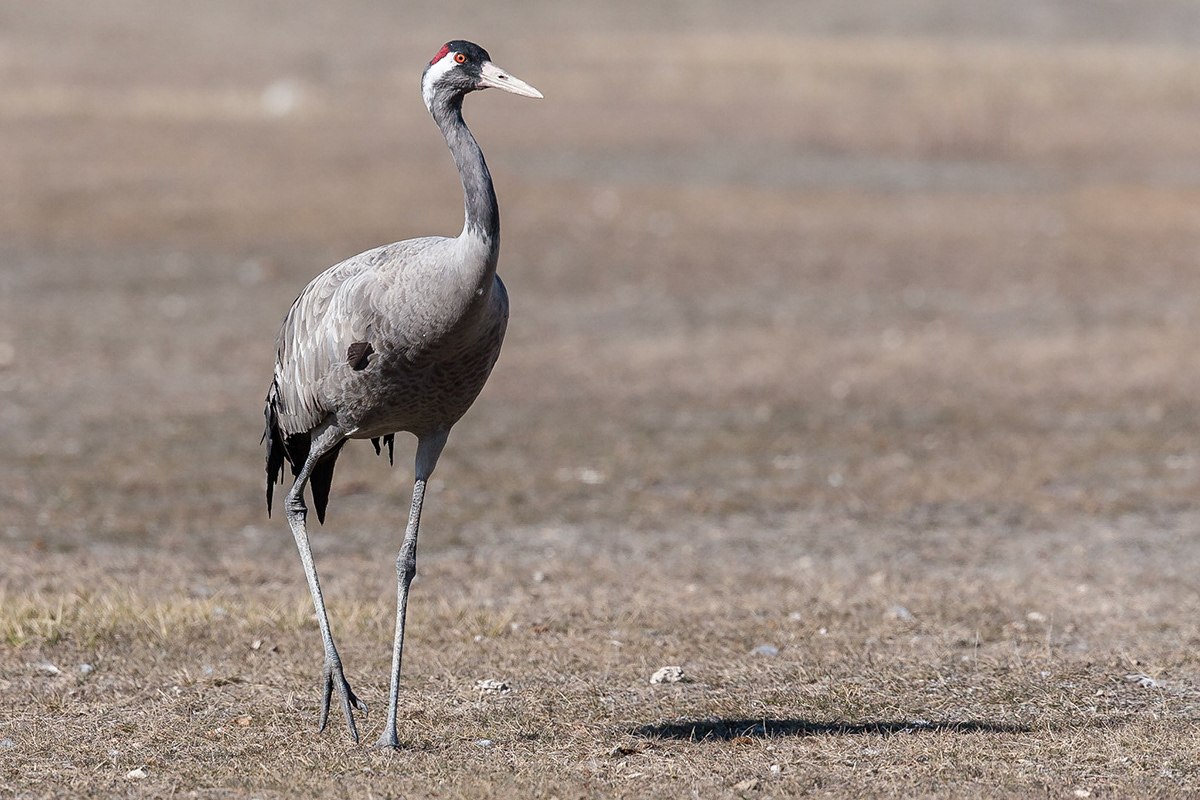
[{"left": 4, "top": 2, "right": 1200, "bottom": 797}]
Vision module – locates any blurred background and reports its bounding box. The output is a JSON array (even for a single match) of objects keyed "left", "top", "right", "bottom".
[
  {"left": 6, "top": 6, "right": 1200, "bottom": 790},
  {"left": 2, "top": 0, "right": 1199, "bottom": 566}
]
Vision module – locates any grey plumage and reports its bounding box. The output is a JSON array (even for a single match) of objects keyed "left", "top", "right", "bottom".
[
  {"left": 265, "top": 236, "right": 508, "bottom": 516},
  {"left": 262, "top": 40, "right": 541, "bottom": 748}
]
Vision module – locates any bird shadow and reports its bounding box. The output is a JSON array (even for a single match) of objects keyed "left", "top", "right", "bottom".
[{"left": 632, "top": 717, "right": 1032, "bottom": 742}]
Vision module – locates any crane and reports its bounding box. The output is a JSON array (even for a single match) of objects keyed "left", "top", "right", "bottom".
[{"left": 262, "top": 40, "right": 541, "bottom": 749}]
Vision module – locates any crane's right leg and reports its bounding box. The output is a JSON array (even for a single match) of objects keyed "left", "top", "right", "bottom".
[
  {"left": 284, "top": 421, "right": 368, "bottom": 742},
  {"left": 375, "top": 430, "right": 448, "bottom": 749}
]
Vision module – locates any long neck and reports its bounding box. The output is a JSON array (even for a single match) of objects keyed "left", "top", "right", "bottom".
[{"left": 431, "top": 94, "right": 499, "bottom": 254}]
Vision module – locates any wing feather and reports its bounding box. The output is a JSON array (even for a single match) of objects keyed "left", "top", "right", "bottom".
[
  {"left": 263, "top": 246, "right": 390, "bottom": 514},
  {"left": 270, "top": 248, "right": 386, "bottom": 437},
  {"left": 262, "top": 235, "right": 459, "bottom": 513}
]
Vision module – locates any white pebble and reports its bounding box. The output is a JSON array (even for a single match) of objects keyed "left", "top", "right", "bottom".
[
  {"left": 475, "top": 678, "right": 511, "bottom": 696},
  {"left": 650, "top": 666, "right": 686, "bottom": 684},
  {"left": 1124, "top": 673, "right": 1165, "bottom": 690}
]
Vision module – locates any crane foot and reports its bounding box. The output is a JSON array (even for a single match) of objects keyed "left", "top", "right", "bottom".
[
  {"left": 317, "top": 658, "right": 368, "bottom": 743},
  {"left": 373, "top": 729, "right": 401, "bottom": 750}
]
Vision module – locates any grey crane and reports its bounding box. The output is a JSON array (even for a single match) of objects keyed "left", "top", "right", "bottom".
[{"left": 262, "top": 40, "right": 541, "bottom": 749}]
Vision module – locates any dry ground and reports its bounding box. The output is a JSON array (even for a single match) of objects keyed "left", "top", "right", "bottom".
[{"left": 3, "top": 2, "right": 1200, "bottom": 797}]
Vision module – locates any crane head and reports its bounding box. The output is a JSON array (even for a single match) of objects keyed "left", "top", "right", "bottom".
[{"left": 422, "top": 40, "right": 543, "bottom": 112}]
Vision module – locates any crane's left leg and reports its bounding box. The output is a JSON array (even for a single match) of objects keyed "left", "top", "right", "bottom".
[
  {"left": 376, "top": 429, "right": 449, "bottom": 749},
  {"left": 285, "top": 421, "right": 369, "bottom": 742}
]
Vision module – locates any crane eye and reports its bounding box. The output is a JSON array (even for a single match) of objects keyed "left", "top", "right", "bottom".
[{"left": 454, "top": 53, "right": 467, "bottom": 64}]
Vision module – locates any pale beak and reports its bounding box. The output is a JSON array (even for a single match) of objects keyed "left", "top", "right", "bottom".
[{"left": 478, "top": 61, "right": 543, "bottom": 98}]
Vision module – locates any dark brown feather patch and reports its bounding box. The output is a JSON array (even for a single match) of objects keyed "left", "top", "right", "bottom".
[{"left": 347, "top": 341, "right": 374, "bottom": 370}]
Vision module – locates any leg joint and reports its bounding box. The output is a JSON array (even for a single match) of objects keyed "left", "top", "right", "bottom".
[
  {"left": 395, "top": 549, "right": 416, "bottom": 582},
  {"left": 284, "top": 493, "right": 307, "bottom": 517}
]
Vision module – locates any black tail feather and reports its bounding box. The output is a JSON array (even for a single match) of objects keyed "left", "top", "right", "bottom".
[
  {"left": 266, "top": 380, "right": 387, "bottom": 524},
  {"left": 370, "top": 434, "right": 396, "bottom": 465},
  {"left": 264, "top": 379, "right": 319, "bottom": 519},
  {"left": 310, "top": 442, "right": 345, "bottom": 525},
  {"left": 264, "top": 382, "right": 290, "bottom": 518}
]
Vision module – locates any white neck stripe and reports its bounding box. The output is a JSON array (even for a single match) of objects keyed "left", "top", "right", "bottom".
[{"left": 422, "top": 53, "right": 459, "bottom": 111}]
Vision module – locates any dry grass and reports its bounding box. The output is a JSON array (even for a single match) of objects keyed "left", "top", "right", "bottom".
[
  {"left": 4, "top": 1, "right": 1200, "bottom": 797},
  {"left": 5, "top": 523, "right": 1200, "bottom": 797}
]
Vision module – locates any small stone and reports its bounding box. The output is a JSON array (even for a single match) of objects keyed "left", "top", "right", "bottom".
[
  {"left": 474, "top": 738, "right": 494, "bottom": 748},
  {"left": 1124, "top": 673, "right": 1165, "bottom": 689},
  {"left": 125, "top": 767, "right": 148, "bottom": 780},
  {"left": 78, "top": 663, "right": 95, "bottom": 674},
  {"left": 475, "top": 678, "right": 511, "bottom": 696},
  {"left": 750, "top": 644, "right": 779, "bottom": 657},
  {"left": 734, "top": 778, "right": 760, "bottom": 791},
  {"left": 650, "top": 666, "right": 686, "bottom": 684},
  {"left": 37, "top": 663, "right": 61, "bottom": 676},
  {"left": 887, "top": 605, "right": 914, "bottom": 621},
  {"left": 608, "top": 743, "right": 643, "bottom": 758},
  {"left": 0, "top": 738, "right": 14, "bottom": 749}
]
